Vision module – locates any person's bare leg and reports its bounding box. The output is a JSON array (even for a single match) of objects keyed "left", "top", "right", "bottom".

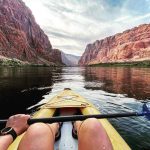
[
  {"left": 74, "top": 118, "right": 113, "bottom": 150},
  {"left": 18, "top": 122, "right": 59, "bottom": 150}
]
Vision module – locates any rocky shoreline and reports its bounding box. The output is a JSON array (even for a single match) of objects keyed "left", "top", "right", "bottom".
[
  {"left": 88, "top": 60, "right": 150, "bottom": 67},
  {"left": 0, "top": 56, "right": 63, "bottom": 67}
]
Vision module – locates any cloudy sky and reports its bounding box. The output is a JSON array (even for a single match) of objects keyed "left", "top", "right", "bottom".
[{"left": 22, "top": 0, "right": 150, "bottom": 56}]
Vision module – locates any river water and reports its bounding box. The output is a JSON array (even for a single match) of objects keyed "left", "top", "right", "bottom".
[{"left": 0, "top": 66, "right": 150, "bottom": 150}]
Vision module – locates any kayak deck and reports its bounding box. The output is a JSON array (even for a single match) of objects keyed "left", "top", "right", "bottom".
[
  {"left": 55, "top": 122, "right": 78, "bottom": 150},
  {"left": 8, "top": 88, "right": 131, "bottom": 150}
]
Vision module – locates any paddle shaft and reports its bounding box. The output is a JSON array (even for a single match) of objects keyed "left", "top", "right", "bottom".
[{"left": 0, "top": 112, "right": 148, "bottom": 125}]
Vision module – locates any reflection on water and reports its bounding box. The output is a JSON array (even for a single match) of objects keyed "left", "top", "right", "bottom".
[
  {"left": 0, "top": 66, "right": 150, "bottom": 150},
  {"left": 84, "top": 67, "right": 150, "bottom": 100},
  {"left": 0, "top": 67, "right": 63, "bottom": 118}
]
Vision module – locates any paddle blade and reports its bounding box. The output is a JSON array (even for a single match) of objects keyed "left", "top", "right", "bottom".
[{"left": 142, "top": 103, "right": 150, "bottom": 120}]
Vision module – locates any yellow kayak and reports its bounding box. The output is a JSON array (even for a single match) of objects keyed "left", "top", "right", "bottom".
[{"left": 8, "top": 88, "right": 131, "bottom": 150}]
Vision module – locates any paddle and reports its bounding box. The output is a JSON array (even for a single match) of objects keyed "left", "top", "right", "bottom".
[{"left": 0, "top": 103, "right": 150, "bottom": 125}]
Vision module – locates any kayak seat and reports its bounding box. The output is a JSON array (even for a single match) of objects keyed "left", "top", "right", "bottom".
[
  {"left": 53, "top": 108, "right": 80, "bottom": 149},
  {"left": 54, "top": 122, "right": 78, "bottom": 150}
]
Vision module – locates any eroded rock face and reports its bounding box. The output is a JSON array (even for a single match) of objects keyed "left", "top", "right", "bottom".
[
  {"left": 0, "top": 0, "right": 62, "bottom": 65},
  {"left": 79, "top": 24, "right": 150, "bottom": 65}
]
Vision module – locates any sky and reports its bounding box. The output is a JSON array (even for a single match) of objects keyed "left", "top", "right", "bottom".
[{"left": 22, "top": 0, "right": 150, "bottom": 56}]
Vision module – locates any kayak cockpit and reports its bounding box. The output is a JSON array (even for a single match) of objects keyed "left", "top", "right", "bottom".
[{"left": 55, "top": 122, "right": 78, "bottom": 150}]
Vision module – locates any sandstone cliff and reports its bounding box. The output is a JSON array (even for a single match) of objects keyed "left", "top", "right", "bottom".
[
  {"left": 79, "top": 24, "right": 150, "bottom": 65},
  {"left": 0, "top": 0, "right": 62, "bottom": 65}
]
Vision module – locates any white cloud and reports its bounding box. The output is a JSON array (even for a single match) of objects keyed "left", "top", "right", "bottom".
[
  {"left": 115, "top": 16, "right": 131, "bottom": 22},
  {"left": 22, "top": 0, "right": 150, "bottom": 56},
  {"left": 130, "top": 13, "right": 150, "bottom": 22}
]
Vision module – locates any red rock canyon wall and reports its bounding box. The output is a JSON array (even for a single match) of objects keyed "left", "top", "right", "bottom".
[
  {"left": 0, "top": 0, "right": 62, "bottom": 65},
  {"left": 79, "top": 24, "right": 150, "bottom": 65}
]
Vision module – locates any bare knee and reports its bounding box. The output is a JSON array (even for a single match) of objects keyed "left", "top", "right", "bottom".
[
  {"left": 79, "top": 118, "right": 102, "bottom": 135},
  {"left": 18, "top": 123, "right": 56, "bottom": 150},
  {"left": 26, "top": 123, "right": 52, "bottom": 137},
  {"left": 78, "top": 118, "right": 113, "bottom": 150}
]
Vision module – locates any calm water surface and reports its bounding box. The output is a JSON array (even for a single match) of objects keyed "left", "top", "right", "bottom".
[{"left": 0, "top": 66, "right": 150, "bottom": 150}]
